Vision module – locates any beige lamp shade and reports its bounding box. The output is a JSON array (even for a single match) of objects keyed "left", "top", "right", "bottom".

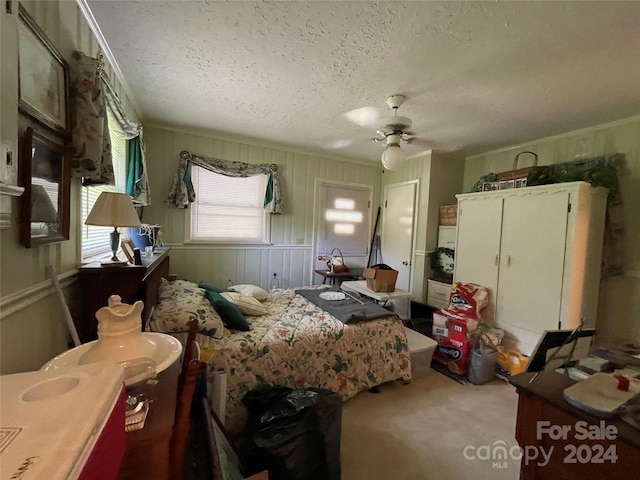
[{"left": 85, "top": 192, "right": 142, "bottom": 227}]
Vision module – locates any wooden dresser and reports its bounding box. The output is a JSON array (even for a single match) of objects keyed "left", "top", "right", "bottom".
[
  {"left": 510, "top": 372, "right": 640, "bottom": 479},
  {"left": 118, "top": 359, "right": 180, "bottom": 480},
  {"left": 77, "top": 247, "right": 170, "bottom": 343}
]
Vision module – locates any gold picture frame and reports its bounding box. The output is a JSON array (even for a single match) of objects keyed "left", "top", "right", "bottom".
[{"left": 120, "top": 238, "right": 136, "bottom": 264}]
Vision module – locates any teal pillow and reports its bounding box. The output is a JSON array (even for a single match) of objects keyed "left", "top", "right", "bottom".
[
  {"left": 199, "top": 281, "right": 227, "bottom": 293},
  {"left": 204, "top": 290, "right": 250, "bottom": 331}
]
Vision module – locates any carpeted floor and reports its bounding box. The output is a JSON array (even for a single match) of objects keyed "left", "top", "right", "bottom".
[
  {"left": 341, "top": 368, "right": 521, "bottom": 480},
  {"left": 186, "top": 368, "right": 521, "bottom": 479}
]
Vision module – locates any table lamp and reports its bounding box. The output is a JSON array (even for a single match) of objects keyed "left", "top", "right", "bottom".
[{"left": 85, "top": 192, "right": 141, "bottom": 264}]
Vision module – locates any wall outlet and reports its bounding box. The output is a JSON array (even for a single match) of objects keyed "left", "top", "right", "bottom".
[{"left": 295, "top": 237, "right": 304, "bottom": 245}]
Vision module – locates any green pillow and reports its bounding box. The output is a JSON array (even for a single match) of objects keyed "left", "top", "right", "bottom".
[
  {"left": 199, "top": 281, "right": 227, "bottom": 293},
  {"left": 204, "top": 290, "right": 250, "bottom": 331}
]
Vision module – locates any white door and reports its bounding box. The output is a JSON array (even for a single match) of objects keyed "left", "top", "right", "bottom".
[
  {"left": 381, "top": 181, "right": 417, "bottom": 292},
  {"left": 454, "top": 197, "right": 504, "bottom": 322},
  {"left": 314, "top": 181, "right": 372, "bottom": 276},
  {"left": 497, "top": 192, "right": 569, "bottom": 332}
]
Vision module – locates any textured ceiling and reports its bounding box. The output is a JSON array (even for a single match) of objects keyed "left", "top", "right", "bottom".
[{"left": 87, "top": 1, "right": 640, "bottom": 162}]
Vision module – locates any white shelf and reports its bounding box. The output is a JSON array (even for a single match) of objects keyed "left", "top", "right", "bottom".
[{"left": 0, "top": 183, "right": 24, "bottom": 196}]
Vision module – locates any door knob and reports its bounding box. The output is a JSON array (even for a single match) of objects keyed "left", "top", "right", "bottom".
[{"left": 402, "top": 261, "right": 410, "bottom": 266}]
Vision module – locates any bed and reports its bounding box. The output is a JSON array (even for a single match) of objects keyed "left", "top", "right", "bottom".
[{"left": 146, "top": 280, "right": 412, "bottom": 435}]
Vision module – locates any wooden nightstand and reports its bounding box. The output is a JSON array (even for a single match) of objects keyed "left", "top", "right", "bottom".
[
  {"left": 119, "top": 358, "right": 180, "bottom": 480},
  {"left": 77, "top": 248, "right": 170, "bottom": 343}
]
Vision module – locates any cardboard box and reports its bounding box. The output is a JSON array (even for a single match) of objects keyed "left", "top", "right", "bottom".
[{"left": 363, "top": 267, "right": 398, "bottom": 292}]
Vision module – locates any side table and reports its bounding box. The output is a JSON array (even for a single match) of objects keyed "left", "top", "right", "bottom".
[
  {"left": 340, "top": 280, "right": 412, "bottom": 318},
  {"left": 314, "top": 269, "right": 357, "bottom": 286}
]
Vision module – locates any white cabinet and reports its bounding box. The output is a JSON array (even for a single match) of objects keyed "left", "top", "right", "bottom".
[{"left": 454, "top": 182, "right": 607, "bottom": 355}]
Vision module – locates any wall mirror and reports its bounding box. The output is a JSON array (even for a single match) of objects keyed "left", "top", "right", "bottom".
[{"left": 19, "top": 126, "right": 70, "bottom": 247}]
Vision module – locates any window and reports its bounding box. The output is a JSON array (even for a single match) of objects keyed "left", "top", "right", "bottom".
[
  {"left": 189, "top": 166, "right": 269, "bottom": 243},
  {"left": 80, "top": 127, "right": 127, "bottom": 260}
]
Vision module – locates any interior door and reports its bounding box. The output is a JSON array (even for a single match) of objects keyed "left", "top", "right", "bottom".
[
  {"left": 314, "top": 181, "right": 372, "bottom": 275},
  {"left": 454, "top": 197, "right": 504, "bottom": 322},
  {"left": 381, "top": 181, "right": 416, "bottom": 292},
  {"left": 497, "top": 192, "right": 569, "bottom": 332}
]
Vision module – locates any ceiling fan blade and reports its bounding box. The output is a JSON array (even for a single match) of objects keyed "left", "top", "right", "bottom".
[{"left": 342, "top": 106, "right": 380, "bottom": 127}]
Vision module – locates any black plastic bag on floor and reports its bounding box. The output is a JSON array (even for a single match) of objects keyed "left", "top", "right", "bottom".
[{"left": 239, "top": 387, "right": 342, "bottom": 480}]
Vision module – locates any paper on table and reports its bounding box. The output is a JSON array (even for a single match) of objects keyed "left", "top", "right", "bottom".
[{"left": 211, "top": 368, "right": 227, "bottom": 426}]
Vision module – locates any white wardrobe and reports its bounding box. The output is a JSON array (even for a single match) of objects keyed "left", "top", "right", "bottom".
[{"left": 453, "top": 182, "right": 608, "bottom": 355}]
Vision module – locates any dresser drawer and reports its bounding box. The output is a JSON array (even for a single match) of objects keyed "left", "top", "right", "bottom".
[{"left": 427, "top": 279, "right": 452, "bottom": 309}]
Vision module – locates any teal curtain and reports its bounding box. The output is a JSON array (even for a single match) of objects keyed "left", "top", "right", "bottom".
[{"left": 126, "top": 137, "right": 143, "bottom": 198}]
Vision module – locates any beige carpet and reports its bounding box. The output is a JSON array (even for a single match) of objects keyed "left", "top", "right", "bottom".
[{"left": 341, "top": 369, "right": 521, "bottom": 480}]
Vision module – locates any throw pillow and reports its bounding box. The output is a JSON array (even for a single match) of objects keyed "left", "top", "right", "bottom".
[
  {"left": 220, "top": 292, "right": 269, "bottom": 316},
  {"left": 205, "top": 290, "right": 250, "bottom": 331},
  {"left": 198, "top": 281, "right": 228, "bottom": 293},
  {"left": 149, "top": 293, "right": 224, "bottom": 339},
  {"left": 228, "top": 284, "right": 268, "bottom": 301},
  {"left": 159, "top": 278, "right": 205, "bottom": 301}
]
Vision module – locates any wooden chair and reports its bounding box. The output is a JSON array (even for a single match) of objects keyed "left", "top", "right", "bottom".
[{"left": 169, "top": 319, "right": 206, "bottom": 480}]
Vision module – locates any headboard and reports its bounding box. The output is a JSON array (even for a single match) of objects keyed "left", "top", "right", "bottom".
[{"left": 141, "top": 252, "right": 170, "bottom": 329}]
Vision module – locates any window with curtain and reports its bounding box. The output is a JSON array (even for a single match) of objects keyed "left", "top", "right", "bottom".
[
  {"left": 80, "top": 126, "right": 127, "bottom": 259},
  {"left": 189, "top": 166, "right": 269, "bottom": 243}
]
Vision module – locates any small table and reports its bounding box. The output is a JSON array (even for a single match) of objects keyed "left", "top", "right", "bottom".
[
  {"left": 340, "top": 280, "right": 412, "bottom": 312},
  {"left": 314, "top": 269, "right": 356, "bottom": 286}
]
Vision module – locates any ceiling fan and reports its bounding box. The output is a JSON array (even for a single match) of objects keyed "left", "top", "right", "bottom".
[{"left": 369, "top": 94, "right": 416, "bottom": 170}]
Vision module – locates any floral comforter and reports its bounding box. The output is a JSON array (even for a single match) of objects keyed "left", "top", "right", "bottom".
[{"left": 191, "top": 287, "right": 411, "bottom": 433}]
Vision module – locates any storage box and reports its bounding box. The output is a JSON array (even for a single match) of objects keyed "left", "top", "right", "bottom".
[
  {"left": 363, "top": 267, "right": 398, "bottom": 292},
  {"left": 439, "top": 205, "right": 458, "bottom": 226},
  {"left": 404, "top": 327, "right": 437, "bottom": 378},
  {"left": 0, "top": 363, "right": 126, "bottom": 480}
]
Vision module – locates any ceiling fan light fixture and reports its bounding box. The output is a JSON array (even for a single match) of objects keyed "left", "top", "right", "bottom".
[{"left": 381, "top": 144, "right": 406, "bottom": 170}]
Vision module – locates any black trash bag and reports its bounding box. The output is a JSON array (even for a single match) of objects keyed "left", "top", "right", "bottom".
[{"left": 239, "top": 387, "right": 342, "bottom": 480}]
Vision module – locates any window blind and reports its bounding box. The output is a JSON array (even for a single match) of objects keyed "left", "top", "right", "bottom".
[
  {"left": 80, "top": 131, "right": 127, "bottom": 260},
  {"left": 190, "top": 167, "right": 267, "bottom": 241}
]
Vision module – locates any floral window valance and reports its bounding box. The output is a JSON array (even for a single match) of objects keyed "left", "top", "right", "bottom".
[
  {"left": 69, "top": 51, "right": 113, "bottom": 184},
  {"left": 69, "top": 51, "right": 151, "bottom": 205},
  {"left": 166, "top": 150, "right": 283, "bottom": 214}
]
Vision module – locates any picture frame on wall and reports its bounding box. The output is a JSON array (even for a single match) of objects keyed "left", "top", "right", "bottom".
[{"left": 17, "top": 4, "right": 70, "bottom": 140}]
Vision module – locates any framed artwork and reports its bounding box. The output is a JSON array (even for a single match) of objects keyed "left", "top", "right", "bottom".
[
  {"left": 19, "top": 127, "right": 70, "bottom": 247},
  {"left": 18, "top": 4, "right": 70, "bottom": 139},
  {"left": 121, "top": 238, "right": 136, "bottom": 264},
  {"left": 498, "top": 180, "right": 515, "bottom": 190}
]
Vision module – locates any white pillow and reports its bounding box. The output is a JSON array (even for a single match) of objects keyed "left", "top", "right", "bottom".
[
  {"left": 228, "top": 284, "right": 268, "bottom": 301},
  {"left": 220, "top": 292, "right": 269, "bottom": 316}
]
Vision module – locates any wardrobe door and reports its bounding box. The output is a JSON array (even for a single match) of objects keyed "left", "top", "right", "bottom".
[
  {"left": 454, "top": 197, "right": 503, "bottom": 322},
  {"left": 497, "top": 191, "right": 570, "bottom": 333}
]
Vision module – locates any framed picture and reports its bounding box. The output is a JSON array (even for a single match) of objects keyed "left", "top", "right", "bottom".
[
  {"left": 482, "top": 182, "right": 499, "bottom": 191},
  {"left": 121, "top": 238, "right": 136, "bottom": 264},
  {"left": 18, "top": 4, "right": 70, "bottom": 139},
  {"left": 19, "top": 127, "right": 70, "bottom": 248},
  {"left": 498, "top": 180, "right": 515, "bottom": 190}
]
